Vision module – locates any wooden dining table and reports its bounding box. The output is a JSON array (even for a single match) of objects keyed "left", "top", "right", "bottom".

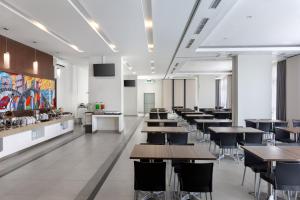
[
  {"left": 242, "top": 145, "right": 300, "bottom": 200},
  {"left": 130, "top": 144, "right": 217, "bottom": 160},
  {"left": 277, "top": 127, "right": 300, "bottom": 142},
  {"left": 141, "top": 126, "right": 189, "bottom": 134},
  {"left": 144, "top": 119, "right": 178, "bottom": 127},
  {"left": 208, "top": 127, "right": 264, "bottom": 134}
]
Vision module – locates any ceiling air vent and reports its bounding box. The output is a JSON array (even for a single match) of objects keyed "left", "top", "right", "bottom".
[
  {"left": 194, "top": 18, "right": 209, "bottom": 34},
  {"left": 186, "top": 39, "right": 195, "bottom": 48},
  {"left": 174, "top": 63, "right": 179, "bottom": 67},
  {"left": 210, "top": 0, "right": 222, "bottom": 9}
]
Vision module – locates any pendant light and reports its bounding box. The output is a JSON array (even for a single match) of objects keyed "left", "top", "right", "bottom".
[
  {"left": 3, "top": 36, "right": 10, "bottom": 69},
  {"left": 33, "top": 48, "right": 38, "bottom": 74}
]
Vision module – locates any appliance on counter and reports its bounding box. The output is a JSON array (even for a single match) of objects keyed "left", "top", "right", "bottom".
[{"left": 93, "top": 63, "right": 115, "bottom": 77}]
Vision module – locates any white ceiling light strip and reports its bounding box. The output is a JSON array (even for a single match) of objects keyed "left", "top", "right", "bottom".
[
  {"left": 0, "top": 0, "right": 84, "bottom": 53},
  {"left": 196, "top": 46, "right": 300, "bottom": 53},
  {"left": 141, "top": 0, "right": 154, "bottom": 52},
  {"left": 67, "top": 0, "right": 118, "bottom": 53}
]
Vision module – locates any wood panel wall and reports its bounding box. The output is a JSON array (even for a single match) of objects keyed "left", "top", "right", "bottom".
[{"left": 0, "top": 35, "right": 54, "bottom": 80}]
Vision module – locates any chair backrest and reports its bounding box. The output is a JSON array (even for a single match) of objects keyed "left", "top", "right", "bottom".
[
  {"left": 244, "top": 132, "right": 263, "bottom": 144},
  {"left": 179, "top": 163, "right": 214, "bottom": 193},
  {"left": 219, "top": 122, "right": 232, "bottom": 127},
  {"left": 147, "top": 133, "right": 165, "bottom": 145},
  {"left": 168, "top": 133, "right": 188, "bottom": 145},
  {"left": 147, "top": 122, "right": 160, "bottom": 127},
  {"left": 245, "top": 121, "right": 257, "bottom": 128},
  {"left": 164, "top": 122, "right": 177, "bottom": 127},
  {"left": 219, "top": 133, "right": 237, "bottom": 148},
  {"left": 258, "top": 122, "right": 272, "bottom": 132},
  {"left": 134, "top": 161, "right": 166, "bottom": 191},
  {"left": 194, "top": 106, "right": 198, "bottom": 111},
  {"left": 275, "top": 162, "right": 300, "bottom": 191},
  {"left": 149, "top": 113, "right": 158, "bottom": 119},
  {"left": 274, "top": 128, "right": 290, "bottom": 140},
  {"left": 159, "top": 113, "right": 168, "bottom": 119},
  {"left": 292, "top": 119, "right": 300, "bottom": 127},
  {"left": 274, "top": 122, "right": 288, "bottom": 128}
]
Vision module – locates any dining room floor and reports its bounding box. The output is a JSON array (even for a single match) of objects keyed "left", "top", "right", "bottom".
[{"left": 94, "top": 118, "right": 271, "bottom": 200}]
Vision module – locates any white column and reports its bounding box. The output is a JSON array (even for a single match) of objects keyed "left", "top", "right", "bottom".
[{"left": 232, "top": 55, "right": 273, "bottom": 126}]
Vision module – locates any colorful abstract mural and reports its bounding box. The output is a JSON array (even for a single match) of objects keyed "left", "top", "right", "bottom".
[{"left": 0, "top": 71, "right": 55, "bottom": 112}]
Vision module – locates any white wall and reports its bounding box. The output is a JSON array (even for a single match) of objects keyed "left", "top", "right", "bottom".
[
  {"left": 174, "top": 79, "right": 184, "bottom": 106},
  {"left": 232, "top": 55, "right": 272, "bottom": 125},
  {"left": 55, "top": 58, "right": 89, "bottom": 116},
  {"left": 197, "top": 75, "right": 216, "bottom": 108},
  {"left": 137, "top": 79, "right": 162, "bottom": 113},
  {"left": 88, "top": 56, "right": 123, "bottom": 112},
  {"left": 124, "top": 75, "right": 137, "bottom": 115},
  {"left": 186, "top": 79, "right": 197, "bottom": 108},
  {"left": 286, "top": 55, "right": 300, "bottom": 121},
  {"left": 162, "top": 80, "right": 173, "bottom": 111}
]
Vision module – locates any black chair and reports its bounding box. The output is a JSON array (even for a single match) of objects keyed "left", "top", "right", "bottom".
[
  {"left": 216, "top": 133, "right": 238, "bottom": 162},
  {"left": 168, "top": 133, "right": 188, "bottom": 145},
  {"left": 241, "top": 147, "right": 268, "bottom": 197},
  {"left": 274, "top": 128, "right": 295, "bottom": 143},
  {"left": 147, "top": 133, "right": 165, "bottom": 145},
  {"left": 194, "top": 106, "right": 198, "bottom": 111},
  {"left": 149, "top": 113, "right": 158, "bottom": 119},
  {"left": 292, "top": 119, "right": 300, "bottom": 127},
  {"left": 239, "top": 133, "right": 263, "bottom": 146},
  {"left": 147, "top": 122, "right": 159, "bottom": 127},
  {"left": 164, "top": 122, "right": 177, "bottom": 127},
  {"left": 134, "top": 161, "right": 166, "bottom": 200},
  {"left": 245, "top": 120, "right": 257, "bottom": 128},
  {"left": 159, "top": 113, "right": 168, "bottom": 119},
  {"left": 258, "top": 162, "right": 300, "bottom": 200},
  {"left": 179, "top": 163, "right": 214, "bottom": 200},
  {"left": 258, "top": 122, "right": 273, "bottom": 142}
]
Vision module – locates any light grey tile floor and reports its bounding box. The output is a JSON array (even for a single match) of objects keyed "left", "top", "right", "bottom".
[
  {"left": 95, "top": 118, "right": 270, "bottom": 200},
  {"left": 0, "top": 116, "right": 140, "bottom": 200}
]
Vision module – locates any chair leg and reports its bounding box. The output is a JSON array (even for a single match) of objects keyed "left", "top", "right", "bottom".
[
  {"left": 254, "top": 173, "right": 257, "bottom": 197},
  {"left": 134, "top": 190, "right": 138, "bottom": 200},
  {"left": 169, "top": 168, "right": 173, "bottom": 186},
  {"left": 257, "top": 177, "right": 261, "bottom": 200},
  {"left": 288, "top": 191, "right": 291, "bottom": 200},
  {"left": 210, "top": 192, "right": 212, "bottom": 200},
  {"left": 241, "top": 167, "right": 246, "bottom": 186},
  {"left": 205, "top": 193, "right": 208, "bottom": 200}
]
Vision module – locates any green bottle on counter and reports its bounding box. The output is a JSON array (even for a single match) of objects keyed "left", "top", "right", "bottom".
[{"left": 95, "top": 102, "right": 100, "bottom": 110}]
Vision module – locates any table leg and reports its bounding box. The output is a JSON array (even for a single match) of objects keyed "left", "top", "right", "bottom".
[{"left": 267, "top": 161, "right": 275, "bottom": 200}]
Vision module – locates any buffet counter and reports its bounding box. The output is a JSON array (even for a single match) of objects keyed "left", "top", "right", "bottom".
[
  {"left": 92, "top": 113, "right": 124, "bottom": 133},
  {"left": 0, "top": 115, "right": 74, "bottom": 159}
]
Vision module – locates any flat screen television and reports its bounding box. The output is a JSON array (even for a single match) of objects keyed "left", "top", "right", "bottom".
[
  {"left": 124, "top": 80, "right": 136, "bottom": 87},
  {"left": 93, "top": 63, "right": 115, "bottom": 76}
]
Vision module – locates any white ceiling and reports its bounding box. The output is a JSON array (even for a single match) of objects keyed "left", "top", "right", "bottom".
[{"left": 0, "top": 0, "right": 299, "bottom": 78}]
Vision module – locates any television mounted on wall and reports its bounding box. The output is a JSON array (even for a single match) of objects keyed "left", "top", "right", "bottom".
[
  {"left": 93, "top": 63, "right": 115, "bottom": 76},
  {"left": 124, "top": 80, "right": 136, "bottom": 87}
]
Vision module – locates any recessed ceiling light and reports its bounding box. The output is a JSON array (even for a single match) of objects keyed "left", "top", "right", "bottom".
[
  {"left": 151, "top": 71, "right": 155, "bottom": 74},
  {"left": 132, "top": 71, "right": 137, "bottom": 75},
  {"left": 128, "top": 66, "right": 133, "bottom": 71},
  {"left": 32, "top": 21, "right": 48, "bottom": 32},
  {"left": 151, "top": 66, "right": 155, "bottom": 70},
  {"left": 144, "top": 20, "right": 153, "bottom": 29},
  {"left": 89, "top": 20, "right": 99, "bottom": 30},
  {"left": 150, "top": 60, "right": 154, "bottom": 64},
  {"left": 141, "top": 0, "right": 154, "bottom": 53},
  {"left": 195, "top": 46, "right": 300, "bottom": 53}
]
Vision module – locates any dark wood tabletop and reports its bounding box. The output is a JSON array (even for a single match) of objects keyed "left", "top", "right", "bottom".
[
  {"left": 194, "top": 119, "right": 232, "bottom": 123},
  {"left": 130, "top": 144, "right": 216, "bottom": 160},
  {"left": 278, "top": 127, "right": 300, "bottom": 134},
  {"left": 141, "top": 126, "right": 189, "bottom": 134},
  {"left": 245, "top": 119, "right": 287, "bottom": 123},
  {"left": 242, "top": 146, "right": 300, "bottom": 162},
  {"left": 144, "top": 119, "right": 178, "bottom": 123},
  {"left": 209, "top": 127, "right": 264, "bottom": 133}
]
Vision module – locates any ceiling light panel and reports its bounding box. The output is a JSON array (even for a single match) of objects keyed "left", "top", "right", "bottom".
[
  {"left": 194, "top": 18, "right": 209, "bottom": 34},
  {"left": 210, "top": 0, "right": 222, "bottom": 9},
  {"left": 195, "top": 46, "right": 300, "bottom": 52},
  {"left": 141, "top": 0, "right": 154, "bottom": 52},
  {"left": 67, "top": 0, "right": 118, "bottom": 52},
  {"left": 0, "top": 0, "right": 84, "bottom": 53}
]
